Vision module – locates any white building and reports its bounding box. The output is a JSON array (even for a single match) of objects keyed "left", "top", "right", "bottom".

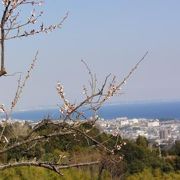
[{"left": 147, "top": 119, "right": 160, "bottom": 127}]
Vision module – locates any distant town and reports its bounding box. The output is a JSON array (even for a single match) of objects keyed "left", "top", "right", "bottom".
[
  {"left": 96, "top": 117, "right": 180, "bottom": 146},
  {"left": 1, "top": 117, "right": 180, "bottom": 147}
]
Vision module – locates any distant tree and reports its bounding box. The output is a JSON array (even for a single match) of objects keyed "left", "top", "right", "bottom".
[
  {"left": 175, "top": 156, "right": 180, "bottom": 170},
  {"left": 168, "top": 140, "right": 180, "bottom": 156},
  {"left": 120, "top": 139, "right": 168, "bottom": 174},
  {"left": 174, "top": 141, "right": 180, "bottom": 156},
  {"left": 136, "top": 135, "right": 148, "bottom": 147}
]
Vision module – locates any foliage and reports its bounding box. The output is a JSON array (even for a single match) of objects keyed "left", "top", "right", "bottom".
[
  {"left": 126, "top": 168, "right": 180, "bottom": 180},
  {"left": 1, "top": 123, "right": 180, "bottom": 179},
  {"left": 136, "top": 135, "right": 148, "bottom": 147}
]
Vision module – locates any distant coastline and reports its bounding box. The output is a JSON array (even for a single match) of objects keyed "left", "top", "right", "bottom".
[{"left": 9, "top": 100, "right": 180, "bottom": 121}]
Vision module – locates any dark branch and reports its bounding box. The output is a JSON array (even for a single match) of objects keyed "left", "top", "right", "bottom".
[
  {"left": 0, "top": 161, "right": 100, "bottom": 175},
  {"left": 0, "top": 131, "right": 73, "bottom": 155}
]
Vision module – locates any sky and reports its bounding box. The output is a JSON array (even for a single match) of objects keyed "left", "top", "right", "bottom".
[{"left": 0, "top": 0, "right": 180, "bottom": 110}]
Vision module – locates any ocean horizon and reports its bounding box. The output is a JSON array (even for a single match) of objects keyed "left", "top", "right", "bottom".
[{"left": 9, "top": 100, "right": 180, "bottom": 121}]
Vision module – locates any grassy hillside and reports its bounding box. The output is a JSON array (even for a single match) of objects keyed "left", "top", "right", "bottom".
[{"left": 1, "top": 121, "right": 180, "bottom": 179}]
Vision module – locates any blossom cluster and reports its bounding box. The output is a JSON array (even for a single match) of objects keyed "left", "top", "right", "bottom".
[
  {"left": 0, "top": 104, "right": 5, "bottom": 113},
  {"left": 56, "top": 82, "right": 75, "bottom": 115},
  {"left": 115, "top": 142, "right": 127, "bottom": 151}
]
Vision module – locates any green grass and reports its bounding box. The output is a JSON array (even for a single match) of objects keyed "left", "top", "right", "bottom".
[
  {"left": 0, "top": 166, "right": 111, "bottom": 180},
  {"left": 126, "top": 168, "right": 180, "bottom": 180}
]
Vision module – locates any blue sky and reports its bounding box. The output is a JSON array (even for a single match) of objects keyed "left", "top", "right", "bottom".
[{"left": 1, "top": 0, "right": 180, "bottom": 109}]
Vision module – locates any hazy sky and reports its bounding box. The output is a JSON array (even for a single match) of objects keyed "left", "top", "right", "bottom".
[{"left": 1, "top": 0, "right": 180, "bottom": 110}]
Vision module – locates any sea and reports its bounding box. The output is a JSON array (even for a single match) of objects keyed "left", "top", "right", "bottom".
[{"left": 10, "top": 101, "right": 180, "bottom": 122}]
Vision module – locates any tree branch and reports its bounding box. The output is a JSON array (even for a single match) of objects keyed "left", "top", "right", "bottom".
[
  {"left": 0, "top": 161, "right": 100, "bottom": 175},
  {"left": 0, "top": 131, "right": 73, "bottom": 155}
]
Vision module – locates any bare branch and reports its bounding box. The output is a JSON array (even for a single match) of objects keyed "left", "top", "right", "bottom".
[
  {"left": 0, "top": 131, "right": 73, "bottom": 155},
  {"left": 70, "top": 126, "right": 113, "bottom": 154},
  {"left": 0, "top": 0, "right": 68, "bottom": 75},
  {"left": 117, "top": 51, "right": 148, "bottom": 89},
  {"left": 10, "top": 51, "right": 38, "bottom": 112},
  {"left": 0, "top": 161, "right": 100, "bottom": 175}
]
